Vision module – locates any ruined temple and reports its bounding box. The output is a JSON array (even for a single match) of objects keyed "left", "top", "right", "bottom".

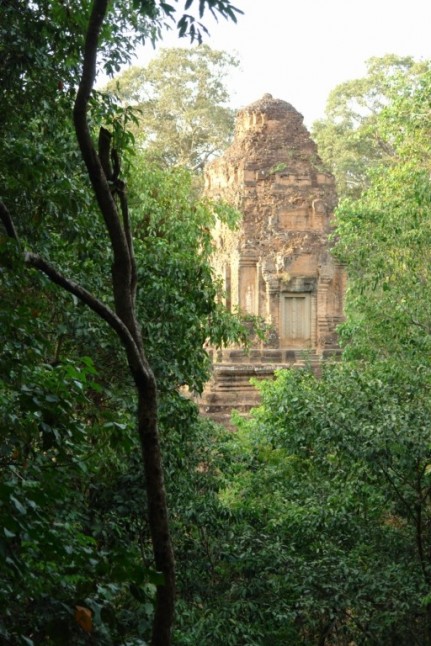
[{"left": 200, "top": 94, "right": 345, "bottom": 424}]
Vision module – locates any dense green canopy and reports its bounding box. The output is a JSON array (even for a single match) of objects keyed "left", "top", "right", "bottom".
[
  {"left": 105, "top": 46, "right": 238, "bottom": 170},
  {"left": 3, "top": 2, "right": 431, "bottom": 642},
  {"left": 312, "top": 54, "right": 431, "bottom": 197}
]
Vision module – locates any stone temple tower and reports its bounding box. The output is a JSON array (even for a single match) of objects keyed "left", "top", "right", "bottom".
[{"left": 200, "top": 94, "right": 345, "bottom": 424}]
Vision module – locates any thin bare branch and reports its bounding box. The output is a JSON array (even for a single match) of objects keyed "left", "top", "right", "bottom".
[
  {"left": 117, "top": 184, "right": 138, "bottom": 303},
  {"left": 0, "top": 200, "right": 19, "bottom": 241}
]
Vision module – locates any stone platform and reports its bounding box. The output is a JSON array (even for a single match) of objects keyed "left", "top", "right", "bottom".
[{"left": 197, "top": 349, "right": 341, "bottom": 427}]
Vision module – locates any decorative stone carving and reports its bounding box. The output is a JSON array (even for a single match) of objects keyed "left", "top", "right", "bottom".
[{"left": 199, "top": 94, "right": 345, "bottom": 425}]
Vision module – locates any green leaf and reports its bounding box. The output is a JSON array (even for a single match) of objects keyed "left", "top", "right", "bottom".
[
  {"left": 10, "top": 496, "right": 26, "bottom": 515},
  {"left": 129, "top": 583, "right": 148, "bottom": 603},
  {"left": 4, "top": 528, "right": 16, "bottom": 538}
]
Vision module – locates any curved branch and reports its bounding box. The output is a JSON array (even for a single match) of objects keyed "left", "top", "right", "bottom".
[
  {"left": 24, "top": 251, "right": 149, "bottom": 378},
  {"left": 0, "top": 200, "right": 140, "bottom": 371},
  {"left": 117, "top": 184, "right": 138, "bottom": 303}
]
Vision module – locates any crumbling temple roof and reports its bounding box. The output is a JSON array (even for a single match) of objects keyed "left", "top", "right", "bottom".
[{"left": 239, "top": 93, "right": 301, "bottom": 118}]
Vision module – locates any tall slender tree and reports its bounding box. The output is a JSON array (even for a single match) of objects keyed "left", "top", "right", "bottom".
[{"left": 0, "top": 1, "right": 242, "bottom": 643}]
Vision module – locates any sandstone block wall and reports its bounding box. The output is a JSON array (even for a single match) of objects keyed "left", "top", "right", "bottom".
[{"left": 199, "top": 94, "right": 345, "bottom": 425}]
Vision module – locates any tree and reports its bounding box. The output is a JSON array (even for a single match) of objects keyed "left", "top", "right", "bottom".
[
  {"left": 0, "top": 156, "right": 248, "bottom": 645},
  {"left": 312, "top": 55, "right": 430, "bottom": 197},
  {"left": 105, "top": 45, "right": 238, "bottom": 170},
  {"left": 0, "top": 1, "right": 242, "bottom": 643},
  {"left": 215, "top": 361, "right": 431, "bottom": 645},
  {"left": 128, "top": 156, "right": 248, "bottom": 395},
  {"left": 333, "top": 67, "right": 431, "bottom": 363}
]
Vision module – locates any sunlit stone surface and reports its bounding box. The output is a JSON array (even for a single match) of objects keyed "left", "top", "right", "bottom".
[{"left": 200, "top": 94, "right": 345, "bottom": 425}]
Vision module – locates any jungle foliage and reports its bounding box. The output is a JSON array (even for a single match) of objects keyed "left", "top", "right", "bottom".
[
  {"left": 0, "top": 1, "right": 244, "bottom": 644},
  {"left": 3, "top": 1, "right": 431, "bottom": 644},
  {"left": 104, "top": 46, "right": 238, "bottom": 170},
  {"left": 206, "top": 57, "right": 431, "bottom": 645},
  {"left": 312, "top": 54, "right": 431, "bottom": 197}
]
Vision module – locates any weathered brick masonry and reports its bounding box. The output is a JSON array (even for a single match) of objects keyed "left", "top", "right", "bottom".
[{"left": 199, "top": 94, "right": 345, "bottom": 424}]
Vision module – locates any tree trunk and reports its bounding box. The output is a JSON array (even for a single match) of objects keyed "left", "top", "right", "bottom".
[
  {"left": 72, "top": 1, "right": 176, "bottom": 642},
  {"left": 0, "top": 0, "right": 177, "bottom": 641}
]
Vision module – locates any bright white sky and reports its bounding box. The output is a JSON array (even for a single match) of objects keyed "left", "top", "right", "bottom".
[{"left": 133, "top": 0, "right": 431, "bottom": 128}]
